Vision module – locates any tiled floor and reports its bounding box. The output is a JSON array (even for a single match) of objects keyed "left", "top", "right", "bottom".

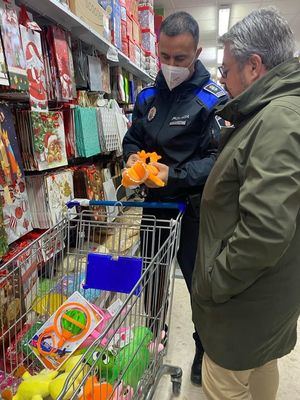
[{"left": 154, "top": 279, "right": 300, "bottom": 400}]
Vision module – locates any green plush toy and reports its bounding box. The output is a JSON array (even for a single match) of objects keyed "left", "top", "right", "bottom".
[
  {"left": 112, "top": 327, "right": 153, "bottom": 390},
  {"left": 80, "top": 346, "right": 116, "bottom": 383}
]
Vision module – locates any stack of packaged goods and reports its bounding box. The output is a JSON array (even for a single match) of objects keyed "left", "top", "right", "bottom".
[{"left": 138, "top": 0, "right": 157, "bottom": 76}]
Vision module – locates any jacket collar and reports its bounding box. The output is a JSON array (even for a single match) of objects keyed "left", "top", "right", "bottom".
[{"left": 156, "top": 60, "right": 211, "bottom": 92}]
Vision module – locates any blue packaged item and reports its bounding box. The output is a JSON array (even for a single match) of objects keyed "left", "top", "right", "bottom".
[{"left": 84, "top": 253, "right": 143, "bottom": 295}]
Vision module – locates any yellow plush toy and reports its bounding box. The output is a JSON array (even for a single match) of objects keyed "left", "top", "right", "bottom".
[
  {"left": 49, "top": 355, "right": 86, "bottom": 400},
  {"left": 12, "top": 369, "right": 58, "bottom": 400}
]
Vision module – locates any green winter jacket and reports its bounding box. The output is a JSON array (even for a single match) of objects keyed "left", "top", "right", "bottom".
[{"left": 192, "top": 58, "right": 300, "bottom": 370}]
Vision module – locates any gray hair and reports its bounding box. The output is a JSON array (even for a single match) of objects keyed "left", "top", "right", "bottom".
[
  {"left": 219, "top": 7, "right": 295, "bottom": 70},
  {"left": 160, "top": 12, "right": 199, "bottom": 48}
]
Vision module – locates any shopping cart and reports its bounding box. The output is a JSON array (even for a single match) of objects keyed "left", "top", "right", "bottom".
[{"left": 0, "top": 200, "right": 184, "bottom": 400}]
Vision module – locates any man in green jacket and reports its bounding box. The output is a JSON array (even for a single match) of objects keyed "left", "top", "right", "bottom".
[{"left": 192, "top": 7, "right": 300, "bottom": 399}]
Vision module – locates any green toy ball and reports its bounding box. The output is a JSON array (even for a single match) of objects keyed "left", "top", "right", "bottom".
[{"left": 61, "top": 309, "right": 87, "bottom": 335}]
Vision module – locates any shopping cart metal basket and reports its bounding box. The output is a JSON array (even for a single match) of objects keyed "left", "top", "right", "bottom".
[{"left": 0, "top": 200, "right": 185, "bottom": 399}]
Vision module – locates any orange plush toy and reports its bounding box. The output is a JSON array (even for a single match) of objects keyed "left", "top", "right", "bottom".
[
  {"left": 122, "top": 151, "right": 165, "bottom": 188},
  {"left": 79, "top": 376, "right": 113, "bottom": 400}
]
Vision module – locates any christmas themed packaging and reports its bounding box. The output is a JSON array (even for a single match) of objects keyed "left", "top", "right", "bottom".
[{"left": 0, "top": 0, "right": 28, "bottom": 91}]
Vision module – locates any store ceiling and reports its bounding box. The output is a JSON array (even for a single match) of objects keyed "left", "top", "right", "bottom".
[{"left": 154, "top": 0, "right": 300, "bottom": 77}]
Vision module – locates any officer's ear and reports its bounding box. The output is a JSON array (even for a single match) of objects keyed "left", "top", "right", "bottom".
[{"left": 196, "top": 47, "right": 202, "bottom": 59}]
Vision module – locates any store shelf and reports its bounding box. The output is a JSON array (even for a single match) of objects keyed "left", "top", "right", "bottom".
[
  {"left": 0, "top": 92, "right": 30, "bottom": 102},
  {"left": 19, "top": 0, "right": 154, "bottom": 83}
]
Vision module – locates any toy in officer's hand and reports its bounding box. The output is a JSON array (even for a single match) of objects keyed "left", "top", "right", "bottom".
[{"left": 122, "top": 151, "right": 166, "bottom": 188}]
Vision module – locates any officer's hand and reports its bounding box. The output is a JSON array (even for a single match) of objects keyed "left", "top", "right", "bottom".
[
  {"left": 145, "top": 162, "right": 169, "bottom": 188},
  {"left": 126, "top": 153, "right": 140, "bottom": 168}
]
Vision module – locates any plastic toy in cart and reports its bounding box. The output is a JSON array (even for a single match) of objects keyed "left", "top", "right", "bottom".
[
  {"left": 29, "top": 291, "right": 103, "bottom": 370},
  {"left": 121, "top": 150, "right": 165, "bottom": 188}
]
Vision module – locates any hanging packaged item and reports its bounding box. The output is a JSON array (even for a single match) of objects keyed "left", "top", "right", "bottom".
[
  {"left": 63, "top": 106, "right": 76, "bottom": 159},
  {"left": 110, "top": 98, "right": 128, "bottom": 146},
  {"left": 20, "top": 26, "right": 48, "bottom": 111},
  {"left": 45, "top": 170, "right": 74, "bottom": 227},
  {"left": 66, "top": 31, "right": 77, "bottom": 99},
  {"left": 72, "top": 40, "right": 88, "bottom": 90},
  {"left": 103, "top": 178, "right": 118, "bottom": 222},
  {"left": 40, "top": 30, "right": 55, "bottom": 101},
  {"left": 51, "top": 26, "right": 74, "bottom": 101},
  {"left": 123, "top": 72, "right": 130, "bottom": 104},
  {"left": 111, "top": 66, "right": 126, "bottom": 103},
  {"left": 87, "top": 55, "right": 102, "bottom": 92},
  {"left": 99, "top": 55, "right": 111, "bottom": 94},
  {"left": 0, "top": 33, "right": 9, "bottom": 86},
  {"left": 0, "top": 105, "right": 32, "bottom": 244},
  {"left": 97, "top": 103, "right": 121, "bottom": 152},
  {"left": 73, "top": 164, "right": 105, "bottom": 221},
  {"left": 26, "top": 170, "right": 74, "bottom": 229},
  {"left": 74, "top": 107, "right": 101, "bottom": 157},
  {"left": 25, "top": 174, "right": 51, "bottom": 229},
  {"left": 0, "top": 199, "right": 7, "bottom": 257},
  {"left": 0, "top": 0, "right": 28, "bottom": 91},
  {"left": 15, "top": 110, "right": 42, "bottom": 172},
  {"left": 31, "top": 111, "right": 68, "bottom": 171}
]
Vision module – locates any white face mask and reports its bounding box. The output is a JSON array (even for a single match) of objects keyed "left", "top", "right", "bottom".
[{"left": 161, "top": 59, "right": 195, "bottom": 91}]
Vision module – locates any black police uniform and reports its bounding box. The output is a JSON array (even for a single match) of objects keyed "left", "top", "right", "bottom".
[{"left": 123, "top": 60, "right": 227, "bottom": 354}]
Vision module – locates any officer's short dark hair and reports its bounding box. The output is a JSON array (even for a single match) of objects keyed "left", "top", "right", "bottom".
[{"left": 159, "top": 12, "right": 199, "bottom": 48}]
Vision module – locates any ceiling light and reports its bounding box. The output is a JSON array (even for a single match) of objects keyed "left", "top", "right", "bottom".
[{"left": 218, "top": 6, "right": 230, "bottom": 36}]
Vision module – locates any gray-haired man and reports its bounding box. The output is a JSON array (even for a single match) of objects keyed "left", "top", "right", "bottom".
[
  {"left": 123, "top": 11, "right": 227, "bottom": 385},
  {"left": 192, "top": 7, "right": 300, "bottom": 399}
]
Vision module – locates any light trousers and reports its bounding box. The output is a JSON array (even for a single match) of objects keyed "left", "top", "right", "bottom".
[{"left": 202, "top": 353, "right": 279, "bottom": 400}]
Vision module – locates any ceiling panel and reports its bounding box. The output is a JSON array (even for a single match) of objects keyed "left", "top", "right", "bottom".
[
  {"left": 165, "top": 5, "right": 216, "bottom": 19},
  {"left": 230, "top": 3, "right": 263, "bottom": 20},
  {"left": 262, "top": 0, "right": 300, "bottom": 14},
  {"left": 154, "top": 0, "right": 300, "bottom": 72}
]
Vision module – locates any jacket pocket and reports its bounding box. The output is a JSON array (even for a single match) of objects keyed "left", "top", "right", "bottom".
[{"left": 196, "top": 238, "right": 223, "bottom": 301}]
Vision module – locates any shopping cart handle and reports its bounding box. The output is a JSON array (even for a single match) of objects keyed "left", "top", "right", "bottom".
[{"left": 66, "top": 199, "right": 186, "bottom": 212}]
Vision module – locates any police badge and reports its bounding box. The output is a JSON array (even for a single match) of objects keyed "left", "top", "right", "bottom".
[{"left": 148, "top": 106, "right": 157, "bottom": 121}]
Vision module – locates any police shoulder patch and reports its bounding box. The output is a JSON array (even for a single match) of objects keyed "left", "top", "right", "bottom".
[
  {"left": 203, "top": 82, "right": 226, "bottom": 98},
  {"left": 138, "top": 85, "right": 157, "bottom": 105}
]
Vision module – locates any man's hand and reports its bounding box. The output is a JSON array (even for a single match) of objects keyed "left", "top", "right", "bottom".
[
  {"left": 126, "top": 153, "right": 140, "bottom": 167},
  {"left": 145, "top": 162, "right": 169, "bottom": 188}
]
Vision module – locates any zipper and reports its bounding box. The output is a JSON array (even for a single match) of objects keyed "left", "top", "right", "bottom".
[{"left": 153, "top": 91, "right": 177, "bottom": 148}]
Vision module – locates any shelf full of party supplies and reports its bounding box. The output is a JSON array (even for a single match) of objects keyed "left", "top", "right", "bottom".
[{"left": 19, "top": 0, "right": 155, "bottom": 84}]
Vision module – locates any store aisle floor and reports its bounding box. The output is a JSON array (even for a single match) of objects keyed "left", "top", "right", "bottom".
[{"left": 154, "top": 279, "right": 300, "bottom": 400}]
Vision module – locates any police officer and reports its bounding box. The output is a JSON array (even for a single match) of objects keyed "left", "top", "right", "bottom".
[{"left": 123, "top": 11, "right": 227, "bottom": 385}]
